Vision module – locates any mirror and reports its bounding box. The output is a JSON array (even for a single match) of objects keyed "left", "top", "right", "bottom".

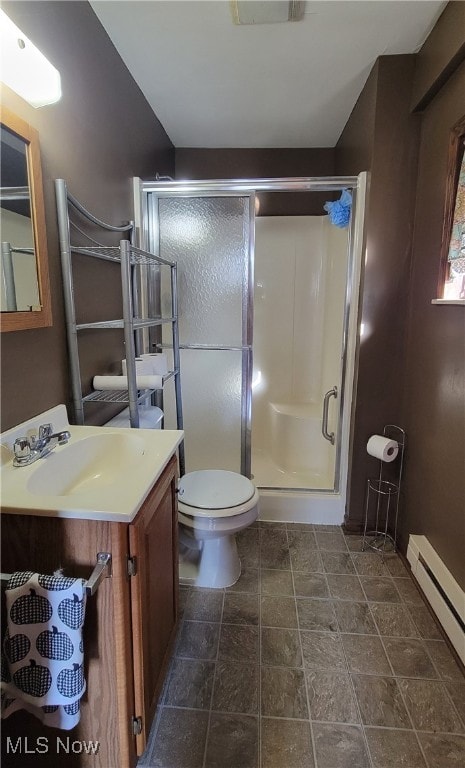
[{"left": 0, "top": 107, "right": 52, "bottom": 331}]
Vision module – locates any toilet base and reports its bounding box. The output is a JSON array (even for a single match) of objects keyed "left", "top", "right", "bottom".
[
  {"left": 195, "top": 534, "right": 241, "bottom": 588},
  {"left": 177, "top": 490, "right": 259, "bottom": 589}
]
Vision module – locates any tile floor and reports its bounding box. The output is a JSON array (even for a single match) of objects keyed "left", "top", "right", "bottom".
[{"left": 139, "top": 523, "right": 465, "bottom": 768}]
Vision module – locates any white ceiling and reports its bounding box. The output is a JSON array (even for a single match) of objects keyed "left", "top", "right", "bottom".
[{"left": 90, "top": 0, "right": 446, "bottom": 148}]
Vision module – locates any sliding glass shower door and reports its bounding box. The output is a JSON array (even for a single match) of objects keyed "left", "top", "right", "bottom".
[
  {"left": 137, "top": 173, "right": 366, "bottom": 520},
  {"left": 148, "top": 194, "right": 254, "bottom": 476},
  {"left": 252, "top": 214, "right": 349, "bottom": 491}
]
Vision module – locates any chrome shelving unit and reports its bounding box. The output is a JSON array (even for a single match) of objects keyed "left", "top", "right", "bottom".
[{"left": 55, "top": 179, "right": 185, "bottom": 474}]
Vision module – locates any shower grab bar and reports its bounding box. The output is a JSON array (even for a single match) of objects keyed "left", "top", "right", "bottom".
[
  {"left": 322, "top": 386, "right": 338, "bottom": 445},
  {"left": 0, "top": 552, "right": 112, "bottom": 597}
]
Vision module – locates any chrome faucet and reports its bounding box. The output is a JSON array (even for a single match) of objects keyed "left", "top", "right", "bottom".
[{"left": 13, "top": 423, "right": 71, "bottom": 467}]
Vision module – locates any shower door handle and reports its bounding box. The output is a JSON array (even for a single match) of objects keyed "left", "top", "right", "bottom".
[{"left": 322, "top": 386, "right": 338, "bottom": 445}]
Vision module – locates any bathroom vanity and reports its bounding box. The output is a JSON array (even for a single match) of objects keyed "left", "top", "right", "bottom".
[{"left": 1, "top": 407, "right": 184, "bottom": 767}]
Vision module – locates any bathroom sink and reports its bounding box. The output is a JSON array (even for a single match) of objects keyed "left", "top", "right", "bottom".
[
  {"left": 27, "top": 432, "right": 145, "bottom": 497},
  {"left": 0, "top": 404, "right": 183, "bottom": 521}
]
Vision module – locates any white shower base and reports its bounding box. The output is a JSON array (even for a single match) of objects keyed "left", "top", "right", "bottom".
[
  {"left": 257, "top": 486, "right": 345, "bottom": 526},
  {"left": 251, "top": 448, "right": 343, "bottom": 526},
  {"left": 251, "top": 448, "right": 333, "bottom": 490}
]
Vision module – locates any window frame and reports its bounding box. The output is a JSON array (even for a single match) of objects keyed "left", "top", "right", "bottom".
[{"left": 437, "top": 114, "right": 465, "bottom": 302}]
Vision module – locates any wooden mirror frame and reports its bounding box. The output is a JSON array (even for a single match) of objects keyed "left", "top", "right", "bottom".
[
  {"left": 0, "top": 107, "right": 52, "bottom": 331},
  {"left": 438, "top": 114, "right": 465, "bottom": 298}
]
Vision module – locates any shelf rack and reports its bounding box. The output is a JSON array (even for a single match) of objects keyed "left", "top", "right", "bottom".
[{"left": 55, "top": 179, "right": 185, "bottom": 474}]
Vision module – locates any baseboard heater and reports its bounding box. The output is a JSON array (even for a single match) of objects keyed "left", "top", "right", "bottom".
[{"left": 407, "top": 535, "right": 465, "bottom": 665}]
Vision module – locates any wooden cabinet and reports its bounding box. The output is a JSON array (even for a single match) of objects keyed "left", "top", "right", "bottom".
[
  {"left": 129, "top": 456, "right": 179, "bottom": 755},
  {"left": 1, "top": 455, "right": 179, "bottom": 768}
]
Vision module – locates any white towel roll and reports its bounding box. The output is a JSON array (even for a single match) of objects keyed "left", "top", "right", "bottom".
[
  {"left": 93, "top": 375, "right": 163, "bottom": 391},
  {"left": 104, "top": 405, "right": 164, "bottom": 429},
  {"left": 140, "top": 353, "right": 169, "bottom": 375},
  {"left": 121, "top": 358, "right": 153, "bottom": 376}
]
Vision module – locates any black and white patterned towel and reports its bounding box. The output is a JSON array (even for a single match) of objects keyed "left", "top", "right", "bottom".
[{"left": 1, "top": 571, "right": 87, "bottom": 730}]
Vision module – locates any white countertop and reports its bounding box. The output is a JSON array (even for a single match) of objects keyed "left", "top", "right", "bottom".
[{"left": 0, "top": 405, "right": 183, "bottom": 523}]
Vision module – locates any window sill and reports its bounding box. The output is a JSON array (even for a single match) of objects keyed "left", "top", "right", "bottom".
[{"left": 431, "top": 299, "right": 465, "bottom": 305}]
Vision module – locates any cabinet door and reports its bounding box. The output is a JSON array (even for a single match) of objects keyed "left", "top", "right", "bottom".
[
  {"left": 0, "top": 516, "right": 136, "bottom": 768},
  {"left": 128, "top": 455, "right": 179, "bottom": 755}
]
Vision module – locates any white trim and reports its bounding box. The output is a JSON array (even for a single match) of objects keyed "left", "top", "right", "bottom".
[
  {"left": 431, "top": 299, "right": 465, "bottom": 305},
  {"left": 407, "top": 534, "right": 465, "bottom": 665}
]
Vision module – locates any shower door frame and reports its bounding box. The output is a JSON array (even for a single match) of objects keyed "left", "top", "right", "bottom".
[
  {"left": 134, "top": 175, "right": 366, "bottom": 503},
  {"left": 137, "top": 187, "right": 256, "bottom": 477}
]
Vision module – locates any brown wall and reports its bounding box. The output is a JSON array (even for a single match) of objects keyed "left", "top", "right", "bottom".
[
  {"left": 335, "top": 63, "right": 378, "bottom": 177},
  {"left": 337, "top": 3, "right": 465, "bottom": 588},
  {"left": 401, "top": 58, "right": 465, "bottom": 588},
  {"left": 0, "top": 1, "right": 174, "bottom": 431},
  {"left": 175, "top": 148, "right": 336, "bottom": 215},
  {"left": 411, "top": 0, "right": 465, "bottom": 110},
  {"left": 336, "top": 55, "right": 421, "bottom": 530}
]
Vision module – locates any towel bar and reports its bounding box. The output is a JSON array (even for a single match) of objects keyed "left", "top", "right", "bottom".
[{"left": 0, "top": 551, "right": 112, "bottom": 597}]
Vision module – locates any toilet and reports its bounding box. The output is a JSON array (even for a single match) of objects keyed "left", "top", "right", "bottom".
[{"left": 177, "top": 469, "right": 259, "bottom": 588}]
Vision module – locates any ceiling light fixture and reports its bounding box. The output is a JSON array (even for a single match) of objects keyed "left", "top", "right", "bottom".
[
  {"left": 0, "top": 10, "right": 61, "bottom": 108},
  {"left": 231, "top": 1, "right": 306, "bottom": 26}
]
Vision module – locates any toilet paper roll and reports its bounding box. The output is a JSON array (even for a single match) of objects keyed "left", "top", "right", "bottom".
[
  {"left": 140, "top": 353, "right": 169, "bottom": 375},
  {"left": 104, "top": 405, "right": 164, "bottom": 429},
  {"left": 93, "top": 375, "right": 164, "bottom": 391},
  {"left": 367, "top": 435, "right": 399, "bottom": 462},
  {"left": 121, "top": 358, "right": 153, "bottom": 376}
]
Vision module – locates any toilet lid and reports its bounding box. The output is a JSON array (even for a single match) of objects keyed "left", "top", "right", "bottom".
[{"left": 178, "top": 470, "right": 255, "bottom": 510}]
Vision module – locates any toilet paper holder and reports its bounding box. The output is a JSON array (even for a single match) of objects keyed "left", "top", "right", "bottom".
[{"left": 362, "top": 424, "right": 406, "bottom": 554}]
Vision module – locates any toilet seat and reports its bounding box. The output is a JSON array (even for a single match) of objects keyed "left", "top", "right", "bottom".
[{"left": 178, "top": 470, "right": 257, "bottom": 518}]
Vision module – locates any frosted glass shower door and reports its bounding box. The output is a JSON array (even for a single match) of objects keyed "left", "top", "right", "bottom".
[{"left": 152, "top": 195, "right": 253, "bottom": 475}]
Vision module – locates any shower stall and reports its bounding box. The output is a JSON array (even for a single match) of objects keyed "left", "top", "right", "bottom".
[{"left": 134, "top": 175, "right": 366, "bottom": 524}]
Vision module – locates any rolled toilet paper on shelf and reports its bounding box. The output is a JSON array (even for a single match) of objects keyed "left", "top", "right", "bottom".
[
  {"left": 140, "top": 353, "right": 169, "bottom": 375},
  {"left": 93, "top": 375, "right": 164, "bottom": 391},
  {"left": 104, "top": 405, "right": 164, "bottom": 429},
  {"left": 367, "top": 435, "right": 399, "bottom": 463},
  {"left": 121, "top": 358, "right": 153, "bottom": 376}
]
